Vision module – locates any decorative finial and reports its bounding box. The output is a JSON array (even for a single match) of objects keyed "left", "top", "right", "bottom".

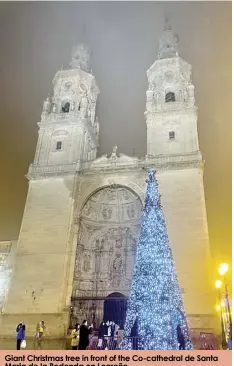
[
  {"left": 69, "top": 44, "right": 90, "bottom": 72},
  {"left": 112, "top": 145, "right": 118, "bottom": 154}
]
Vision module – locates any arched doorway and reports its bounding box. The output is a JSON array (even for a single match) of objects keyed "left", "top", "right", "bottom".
[
  {"left": 71, "top": 185, "right": 142, "bottom": 327},
  {"left": 103, "top": 292, "right": 127, "bottom": 330}
]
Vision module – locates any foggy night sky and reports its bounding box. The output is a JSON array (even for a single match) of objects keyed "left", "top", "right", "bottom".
[{"left": 0, "top": 2, "right": 231, "bottom": 268}]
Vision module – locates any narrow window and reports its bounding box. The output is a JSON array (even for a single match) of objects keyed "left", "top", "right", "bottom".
[
  {"left": 62, "top": 102, "right": 70, "bottom": 113},
  {"left": 169, "top": 131, "right": 175, "bottom": 140},
  {"left": 56, "top": 141, "right": 62, "bottom": 150},
  {"left": 165, "top": 92, "right": 175, "bottom": 103}
]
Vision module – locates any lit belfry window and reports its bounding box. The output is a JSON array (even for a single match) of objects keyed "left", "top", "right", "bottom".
[
  {"left": 169, "top": 131, "right": 175, "bottom": 140},
  {"left": 165, "top": 91, "right": 175, "bottom": 103},
  {"left": 62, "top": 101, "right": 70, "bottom": 113},
  {"left": 56, "top": 141, "right": 62, "bottom": 150}
]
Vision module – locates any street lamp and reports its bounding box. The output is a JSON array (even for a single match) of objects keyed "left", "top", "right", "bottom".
[
  {"left": 215, "top": 281, "right": 227, "bottom": 349},
  {"left": 218, "top": 263, "right": 232, "bottom": 329},
  {"left": 215, "top": 280, "right": 222, "bottom": 289}
]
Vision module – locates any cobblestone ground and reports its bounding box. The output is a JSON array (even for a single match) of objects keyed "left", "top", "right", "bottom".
[{"left": 0, "top": 338, "right": 68, "bottom": 350}]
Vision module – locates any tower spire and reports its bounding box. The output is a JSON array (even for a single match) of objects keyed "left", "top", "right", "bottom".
[
  {"left": 164, "top": 14, "right": 172, "bottom": 31},
  {"left": 157, "top": 19, "right": 179, "bottom": 60}
]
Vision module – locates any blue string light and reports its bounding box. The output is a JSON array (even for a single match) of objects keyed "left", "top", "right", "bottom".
[{"left": 121, "top": 168, "right": 193, "bottom": 350}]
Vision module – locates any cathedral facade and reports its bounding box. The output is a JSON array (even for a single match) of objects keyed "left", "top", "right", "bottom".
[{"left": 0, "top": 26, "right": 215, "bottom": 339}]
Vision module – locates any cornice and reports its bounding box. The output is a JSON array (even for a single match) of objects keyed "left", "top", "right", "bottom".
[{"left": 26, "top": 151, "right": 203, "bottom": 181}]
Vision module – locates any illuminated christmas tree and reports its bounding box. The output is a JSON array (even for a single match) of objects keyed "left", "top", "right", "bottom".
[{"left": 121, "top": 168, "right": 193, "bottom": 350}]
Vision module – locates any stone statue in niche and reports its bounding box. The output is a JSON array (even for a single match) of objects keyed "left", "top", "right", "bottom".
[
  {"left": 52, "top": 103, "right": 57, "bottom": 113},
  {"left": 83, "top": 254, "right": 91, "bottom": 272},
  {"left": 80, "top": 94, "right": 88, "bottom": 118},
  {"left": 102, "top": 205, "right": 112, "bottom": 220},
  {"left": 70, "top": 101, "right": 75, "bottom": 111},
  {"left": 127, "top": 204, "right": 136, "bottom": 219},
  {"left": 115, "top": 234, "right": 122, "bottom": 249},
  {"left": 42, "top": 96, "right": 51, "bottom": 114},
  {"left": 95, "top": 238, "right": 105, "bottom": 251},
  {"left": 113, "top": 253, "right": 123, "bottom": 274},
  {"left": 110, "top": 254, "right": 123, "bottom": 287},
  {"left": 121, "top": 189, "right": 130, "bottom": 201},
  {"left": 100, "top": 238, "right": 105, "bottom": 249},
  {"left": 111, "top": 274, "right": 121, "bottom": 287}
]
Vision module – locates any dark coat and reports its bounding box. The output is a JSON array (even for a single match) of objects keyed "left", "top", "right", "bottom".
[
  {"left": 98, "top": 323, "right": 106, "bottom": 338},
  {"left": 177, "top": 325, "right": 185, "bottom": 346},
  {"left": 79, "top": 325, "right": 91, "bottom": 350},
  {"left": 16, "top": 324, "right": 25, "bottom": 341},
  {"left": 130, "top": 317, "right": 138, "bottom": 338},
  {"left": 111, "top": 323, "right": 115, "bottom": 338},
  {"left": 130, "top": 317, "right": 139, "bottom": 350}
]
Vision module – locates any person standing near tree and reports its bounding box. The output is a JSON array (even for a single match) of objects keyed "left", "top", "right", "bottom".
[
  {"left": 130, "top": 316, "right": 139, "bottom": 350},
  {"left": 71, "top": 324, "right": 80, "bottom": 350},
  {"left": 78, "top": 320, "right": 92, "bottom": 350},
  {"left": 177, "top": 324, "right": 185, "bottom": 350},
  {"left": 16, "top": 322, "right": 26, "bottom": 350}
]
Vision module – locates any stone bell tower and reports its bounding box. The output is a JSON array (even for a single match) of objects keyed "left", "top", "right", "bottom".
[
  {"left": 0, "top": 44, "right": 100, "bottom": 338},
  {"left": 144, "top": 21, "right": 216, "bottom": 332},
  {"left": 35, "top": 44, "right": 99, "bottom": 168},
  {"left": 145, "top": 20, "right": 199, "bottom": 157}
]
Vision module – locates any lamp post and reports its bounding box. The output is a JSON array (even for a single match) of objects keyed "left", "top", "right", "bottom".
[
  {"left": 215, "top": 281, "right": 227, "bottom": 349},
  {"left": 218, "top": 264, "right": 232, "bottom": 329}
]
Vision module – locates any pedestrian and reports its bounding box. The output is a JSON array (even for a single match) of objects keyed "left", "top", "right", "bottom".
[
  {"left": 177, "top": 324, "right": 185, "bottom": 350},
  {"left": 78, "top": 320, "right": 92, "bottom": 350},
  {"left": 110, "top": 321, "right": 116, "bottom": 349},
  {"left": 130, "top": 316, "right": 138, "bottom": 350},
  {"left": 71, "top": 324, "right": 80, "bottom": 350},
  {"left": 16, "top": 322, "right": 26, "bottom": 350},
  {"left": 97, "top": 321, "right": 106, "bottom": 349},
  {"left": 113, "top": 322, "right": 119, "bottom": 350}
]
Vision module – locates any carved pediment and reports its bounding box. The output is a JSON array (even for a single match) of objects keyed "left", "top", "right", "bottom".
[{"left": 90, "top": 146, "right": 139, "bottom": 169}]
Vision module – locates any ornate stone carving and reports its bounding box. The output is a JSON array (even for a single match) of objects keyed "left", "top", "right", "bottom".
[
  {"left": 104, "top": 189, "right": 116, "bottom": 201},
  {"left": 84, "top": 225, "right": 101, "bottom": 240},
  {"left": 102, "top": 205, "right": 112, "bottom": 220},
  {"left": 126, "top": 204, "right": 136, "bottom": 219},
  {"left": 83, "top": 254, "right": 91, "bottom": 272},
  {"left": 42, "top": 96, "right": 51, "bottom": 114},
  {"left": 110, "top": 253, "right": 123, "bottom": 287},
  {"left": 80, "top": 94, "right": 88, "bottom": 118},
  {"left": 83, "top": 201, "right": 92, "bottom": 216},
  {"left": 121, "top": 188, "right": 130, "bottom": 200},
  {"left": 113, "top": 254, "right": 122, "bottom": 273}
]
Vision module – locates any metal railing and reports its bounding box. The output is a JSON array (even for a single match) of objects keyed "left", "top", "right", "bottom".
[{"left": 71, "top": 334, "right": 219, "bottom": 350}]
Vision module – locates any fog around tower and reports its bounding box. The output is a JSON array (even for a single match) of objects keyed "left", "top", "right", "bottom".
[{"left": 0, "top": 2, "right": 231, "bottom": 278}]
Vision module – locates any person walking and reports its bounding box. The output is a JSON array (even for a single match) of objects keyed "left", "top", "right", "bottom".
[
  {"left": 78, "top": 320, "right": 92, "bottom": 350},
  {"left": 177, "top": 324, "right": 185, "bottom": 350},
  {"left": 16, "top": 322, "right": 26, "bottom": 350},
  {"left": 130, "top": 316, "right": 138, "bottom": 350},
  {"left": 71, "top": 324, "right": 80, "bottom": 350},
  {"left": 110, "top": 321, "right": 116, "bottom": 349},
  {"left": 97, "top": 321, "right": 106, "bottom": 349}
]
